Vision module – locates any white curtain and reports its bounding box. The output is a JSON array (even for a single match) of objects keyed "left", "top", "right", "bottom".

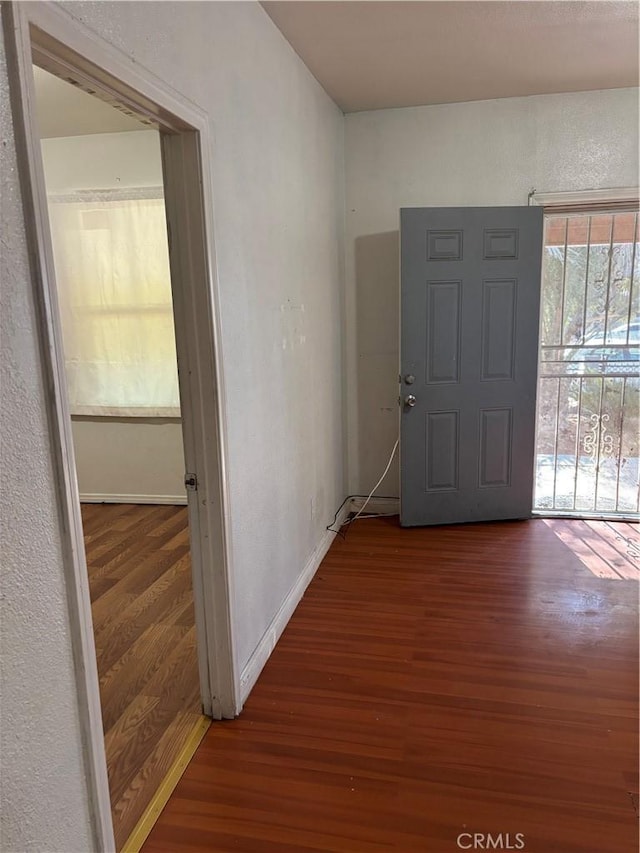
[{"left": 47, "top": 189, "right": 181, "bottom": 417}]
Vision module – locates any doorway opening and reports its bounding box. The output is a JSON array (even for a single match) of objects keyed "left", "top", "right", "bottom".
[
  {"left": 534, "top": 207, "right": 639, "bottom": 518},
  {"left": 32, "top": 64, "right": 203, "bottom": 849}
]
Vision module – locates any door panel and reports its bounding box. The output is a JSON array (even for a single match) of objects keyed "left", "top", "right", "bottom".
[{"left": 400, "top": 207, "right": 543, "bottom": 527}]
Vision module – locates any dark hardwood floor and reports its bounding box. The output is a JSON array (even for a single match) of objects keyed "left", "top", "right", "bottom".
[
  {"left": 143, "top": 516, "right": 638, "bottom": 853},
  {"left": 82, "top": 503, "right": 202, "bottom": 851}
]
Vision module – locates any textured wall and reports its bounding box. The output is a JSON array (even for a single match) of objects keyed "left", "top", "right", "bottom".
[
  {"left": 0, "top": 26, "right": 94, "bottom": 853},
  {"left": 344, "top": 88, "right": 640, "bottom": 494},
  {"left": 1, "top": 1, "right": 345, "bottom": 850}
]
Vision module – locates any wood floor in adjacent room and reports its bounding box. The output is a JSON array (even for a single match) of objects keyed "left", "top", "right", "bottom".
[
  {"left": 83, "top": 503, "right": 202, "bottom": 851},
  {"left": 143, "top": 516, "right": 638, "bottom": 853}
]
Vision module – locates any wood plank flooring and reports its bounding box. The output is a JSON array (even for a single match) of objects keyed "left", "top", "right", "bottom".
[
  {"left": 82, "top": 503, "right": 202, "bottom": 851},
  {"left": 143, "top": 517, "right": 638, "bottom": 853},
  {"left": 543, "top": 518, "right": 640, "bottom": 580}
]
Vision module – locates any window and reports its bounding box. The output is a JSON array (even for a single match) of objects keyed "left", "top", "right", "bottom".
[{"left": 48, "top": 187, "right": 180, "bottom": 417}]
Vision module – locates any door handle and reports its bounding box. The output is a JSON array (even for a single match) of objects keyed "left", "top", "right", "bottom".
[{"left": 404, "top": 395, "right": 417, "bottom": 408}]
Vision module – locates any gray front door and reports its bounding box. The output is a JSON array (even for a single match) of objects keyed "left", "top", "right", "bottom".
[{"left": 400, "top": 207, "right": 544, "bottom": 527}]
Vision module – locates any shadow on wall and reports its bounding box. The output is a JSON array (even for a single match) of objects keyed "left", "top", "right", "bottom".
[{"left": 355, "top": 231, "right": 401, "bottom": 495}]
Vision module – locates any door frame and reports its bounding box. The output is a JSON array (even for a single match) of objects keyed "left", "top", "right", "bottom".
[{"left": 3, "top": 2, "right": 239, "bottom": 849}]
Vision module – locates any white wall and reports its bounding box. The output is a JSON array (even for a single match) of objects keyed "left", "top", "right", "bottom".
[
  {"left": 40, "top": 128, "right": 162, "bottom": 191},
  {"left": 71, "top": 418, "right": 185, "bottom": 503},
  {"left": 0, "top": 29, "right": 94, "bottom": 853},
  {"left": 1, "top": 2, "right": 345, "bottom": 850},
  {"left": 40, "top": 130, "right": 187, "bottom": 502},
  {"left": 344, "top": 88, "right": 640, "bottom": 495}
]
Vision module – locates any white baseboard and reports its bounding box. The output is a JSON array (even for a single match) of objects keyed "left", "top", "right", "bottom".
[
  {"left": 350, "top": 495, "right": 400, "bottom": 515},
  {"left": 79, "top": 493, "right": 187, "bottom": 505},
  {"left": 239, "top": 503, "right": 350, "bottom": 705}
]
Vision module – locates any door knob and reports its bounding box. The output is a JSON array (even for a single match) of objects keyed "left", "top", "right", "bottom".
[{"left": 404, "top": 394, "right": 417, "bottom": 407}]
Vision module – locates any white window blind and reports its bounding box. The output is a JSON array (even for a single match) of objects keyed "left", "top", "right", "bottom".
[{"left": 48, "top": 188, "right": 181, "bottom": 417}]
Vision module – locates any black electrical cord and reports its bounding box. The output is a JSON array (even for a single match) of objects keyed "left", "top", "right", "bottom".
[{"left": 326, "top": 493, "right": 399, "bottom": 537}]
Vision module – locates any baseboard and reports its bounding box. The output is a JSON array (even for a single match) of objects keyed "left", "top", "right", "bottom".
[
  {"left": 79, "top": 493, "right": 187, "bottom": 505},
  {"left": 350, "top": 495, "right": 400, "bottom": 516},
  {"left": 239, "top": 502, "right": 350, "bottom": 705}
]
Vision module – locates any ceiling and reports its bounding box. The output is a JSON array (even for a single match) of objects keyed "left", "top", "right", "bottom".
[
  {"left": 33, "top": 66, "right": 147, "bottom": 138},
  {"left": 262, "top": 1, "right": 640, "bottom": 113}
]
